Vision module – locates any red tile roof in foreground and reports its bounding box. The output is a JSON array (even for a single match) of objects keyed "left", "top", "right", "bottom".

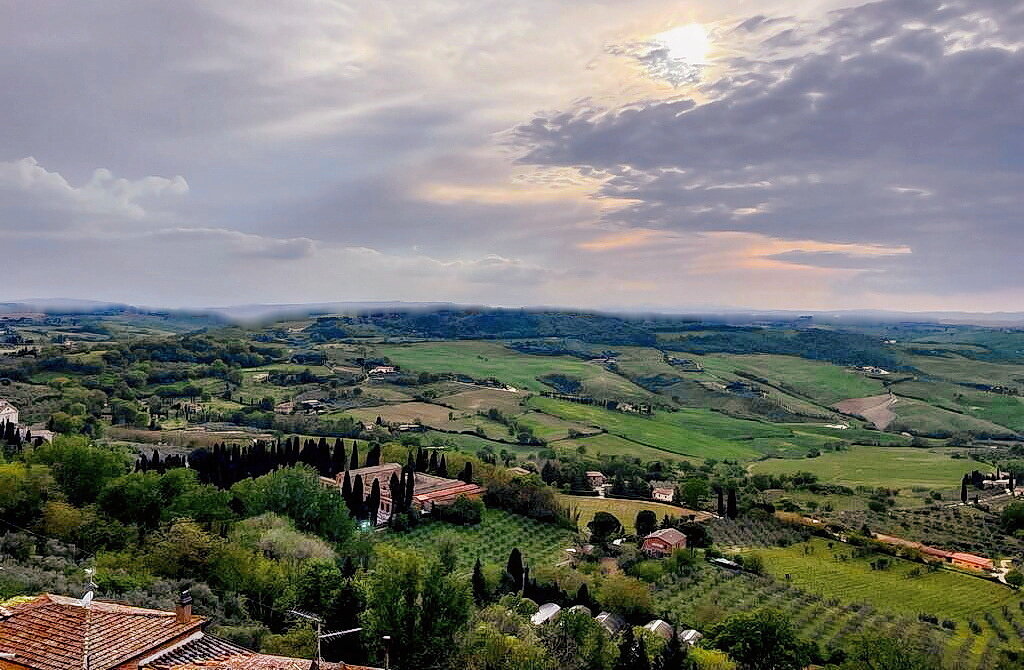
[
  {"left": 0, "top": 594, "right": 203, "bottom": 670},
  {"left": 159, "top": 654, "right": 381, "bottom": 670}
]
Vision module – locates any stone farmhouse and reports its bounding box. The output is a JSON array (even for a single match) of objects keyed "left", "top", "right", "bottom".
[
  {"left": 337, "top": 462, "right": 485, "bottom": 525},
  {"left": 0, "top": 591, "right": 378, "bottom": 670}
]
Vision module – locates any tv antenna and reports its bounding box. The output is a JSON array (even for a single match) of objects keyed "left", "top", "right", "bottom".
[{"left": 288, "top": 610, "right": 363, "bottom": 667}]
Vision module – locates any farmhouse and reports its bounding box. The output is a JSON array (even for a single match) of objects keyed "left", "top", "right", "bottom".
[
  {"left": 0, "top": 591, "right": 375, "bottom": 670},
  {"left": 586, "top": 471, "right": 606, "bottom": 487},
  {"left": 338, "top": 462, "right": 485, "bottom": 524},
  {"left": 641, "top": 528, "right": 687, "bottom": 557},
  {"left": 508, "top": 466, "right": 532, "bottom": 477},
  {"left": 871, "top": 533, "right": 994, "bottom": 572},
  {"left": 368, "top": 365, "right": 397, "bottom": 376},
  {"left": 651, "top": 484, "right": 675, "bottom": 503}
]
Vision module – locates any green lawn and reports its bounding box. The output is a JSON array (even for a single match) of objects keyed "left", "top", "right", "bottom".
[
  {"left": 380, "top": 508, "right": 575, "bottom": 572},
  {"left": 748, "top": 446, "right": 979, "bottom": 490},
  {"left": 756, "top": 538, "right": 1020, "bottom": 626}
]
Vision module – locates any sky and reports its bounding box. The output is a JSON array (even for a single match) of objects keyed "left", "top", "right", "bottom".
[{"left": 1, "top": 0, "right": 1022, "bottom": 312}]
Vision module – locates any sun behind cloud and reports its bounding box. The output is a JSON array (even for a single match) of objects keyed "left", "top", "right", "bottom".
[{"left": 654, "top": 23, "right": 710, "bottom": 64}]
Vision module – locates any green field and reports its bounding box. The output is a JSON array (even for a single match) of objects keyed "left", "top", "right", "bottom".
[
  {"left": 749, "top": 446, "right": 978, "bottom": 490},
  {"left": 380, "top": 508, "right": 575, "bottom": 572},
  {"left": 558, "top": 494, "right": 708, "bottom": 533},
  {"left": 697, "top": 354, "right": 886, "bottom": 405},
  {"left": 757, "top": 538, "right": 1019, "bottom": 628},
  {"left": 892, "top": 380, "right": 1024, "bottom": 433},
  {"left": 528, "top": 396, "right": 862, "bottom": 462},
  {"left": 374, "top": 341, "right": 655, "bottom": 402},
  {"left": 889, "top": 397, "right": 1016, "bottom": 438}
]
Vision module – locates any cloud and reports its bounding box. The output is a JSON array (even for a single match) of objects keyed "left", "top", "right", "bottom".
[
  {"left": 150, "top": 228, "right": 316, "bottom": 260},
  {"left": 0, "top": 157, "right": 187, "bottom": 230},
  {"left": 515, "top": 0, "right": 1024, "bottom": 299}
]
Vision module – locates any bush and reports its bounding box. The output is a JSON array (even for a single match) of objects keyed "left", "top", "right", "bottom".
[{"left": 435, "top": 496, "right": 484, "bottom": 525}]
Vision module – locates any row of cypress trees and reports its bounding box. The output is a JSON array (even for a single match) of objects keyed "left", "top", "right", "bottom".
[{"left": 135, "top": 436, "right": 380, "bottom": 488}]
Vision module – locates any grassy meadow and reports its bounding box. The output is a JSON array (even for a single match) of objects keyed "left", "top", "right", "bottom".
[{"left": 748, "top": 446, "right": 978, "bottom": 490}]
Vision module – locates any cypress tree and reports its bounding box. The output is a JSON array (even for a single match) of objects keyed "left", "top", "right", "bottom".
[
  {"left": 614, "top": 625, "right": 639, "bottom": 670},
  {"left": 332, "top": 439, "right": 346, "bottom": 474},
  {"left": 459, "top": 461, "right": 473, "bottom": 484},
  {"left": 389, "top": 471, "right": 402, "bottom": 514},
  {"left": 717, "top": 487, "right": 726, "bottom": 517},
  {"left": 416, "top": 448, "right": 428, "bottom": 472},
  {"left": 428, "top": 450, "right": 438, "bottom": 474},
  {"left": 405, "top": 469, "right": 415, "bottom": 510},
  {"left": 352, "top": 474, "right": 365, "bottom": 519},
  {"left": 367, "top": 479, "right": 381, "bottom": 526},
  {"left": 472, "top": 558, "right": 487, "bottom": 605},
  {"left": 366, "top": 443, "right": 381, "bottom": 467},
  {"left": 342, "top": 470, "right": 353, "bottom": 508},
  {"left": 506, "top": 548, "right": 524, "bottom": 592},
  {"left": 438, "top": 454, "right": 448, "bottom": 478},
  {"left": 575, "top": 582, "right": 591, "bottom": 610},
  {"left": 659, "top": 626, "right": 687, "bottom": 670},
  {"left": 350, "top": 442, "right": 360, "bottom": 471},
  {"left": 961, "top": 477, "right": 968, "bottom": 503},
  {"left": 726, "top": 487, "right": 738, "bottom": 519}
]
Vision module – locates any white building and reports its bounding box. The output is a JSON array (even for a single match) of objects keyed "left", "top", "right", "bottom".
[{"left": 0, "top": 399, "right": 18, "bottom": 426}]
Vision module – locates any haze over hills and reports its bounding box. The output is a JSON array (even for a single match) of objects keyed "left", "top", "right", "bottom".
[{"left": 4, "top": 297, "right": 1024, "bottom": 328}]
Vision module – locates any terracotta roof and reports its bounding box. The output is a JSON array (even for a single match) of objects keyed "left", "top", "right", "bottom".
[
  {"left": 146, "top": 635, "right": 250, "bottom": 668},
  {"left": 413, "top": 482, "right": 485, "bottom": 505},
  {"left": 160, "top": 654, "right": 381, "bottom": 670},
  {"left": 0, "top": 594, "right": 203, "bottom": 670},
  {"left": 643, "top": 528, "right": 687, "bottom": 545}
]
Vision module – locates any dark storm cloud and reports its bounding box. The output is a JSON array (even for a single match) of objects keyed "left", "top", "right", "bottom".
[{"left": 516, "top": 0, "right": 1024, "bottom": 295}]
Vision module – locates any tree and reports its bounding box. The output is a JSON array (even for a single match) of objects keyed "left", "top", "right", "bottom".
[
  {"left": 459, "top": 461, "right": 474, "bottom": 483},
  {"left": 230, "top": 465, "right": 356, "bottom": 542},
  {"left": 1002, "top": 502, "right": 1024, "bottom": 533},
  {"left": 682, "top": 478, "right": 710, "bottom": 508},
  {"left": 350, "top": 442, "right": 360, "bottom": 470},
  {"left": 472, "top": 557, "right": 488, "bottom": 604},
  {"left": 716, "top": 487, "right": 726, "bottom": 517},
  {"left": 726, "top": 488, "right": 738, "bottom": 520},
  {"left": 506, "top": 547, "right": 525, "bottom": 592},
  {"left": 658, "top": 628, "right": 689, "bottom": 670},
  {"left": 98, "top": 472, "right": 164, "bottom": 528},
  {"left": 0, "top": 463, "right": 54, "bottom": 525},
  {"left": 707, "top": 609, "right": 810, "bottom": 670},
  {"left": 595, "top": 575, "right": 653, "bottom": 619},
  {"left": 961, "top": 476, "right": 969, "bottom": 504},
  {"left": 839, "top": 633, "right": 941, "bottom": 670},
  {"left": 367, "top": 479, "right": 381, "bottom": 525},
  {"left": 359, "top": 546, "right": 470, "bottom": 670},
  {"left": 614, "top": 625, "right": 642, "bottom": 670},
  {"left": 366, "top": 443, "right": 381, "bottom": 467},
  {"left": 26, "top": 436, "right": 130, "bottom": 506},
  {"left": 635, "top": 510, "right": 658, "bottom": 538},
  {"left": 588, "top": 511, "right": 623, "bottom": 545}
]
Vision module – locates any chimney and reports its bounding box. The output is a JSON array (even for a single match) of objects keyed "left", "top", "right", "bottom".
[{"left": 175, "top": 589, "right": 193, "bottom": 624}]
